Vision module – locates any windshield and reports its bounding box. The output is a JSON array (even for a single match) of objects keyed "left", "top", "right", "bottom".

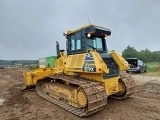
[{"left": 87, "top": 37, "right": 104, "bottom": 50}]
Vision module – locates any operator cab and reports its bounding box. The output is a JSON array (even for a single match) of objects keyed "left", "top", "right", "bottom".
[
  {"left": 65, "top": 25, "right": 118, "bottom": 78},
  {"left": 66, "top": 25, "right": 111, "bottom": 55}
]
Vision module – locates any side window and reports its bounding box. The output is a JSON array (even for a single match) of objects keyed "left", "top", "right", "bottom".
[
  {"left": 71, "top": 35, "right": 75, "bottom": 50},
  {"left": 138, "top": 60, "right": 143, "bottom": 65},
  {"left": 141, "top": 61, "right": 144, "bottom": 65},
  {"left": 77, "top": 39, "right": 81, "bottom": 49},
  {"left": 70, "top": 32, "right": 81, "bottom": 51},
  {"left": 76, "top": 32, "right": 81, "bottom": 50}
]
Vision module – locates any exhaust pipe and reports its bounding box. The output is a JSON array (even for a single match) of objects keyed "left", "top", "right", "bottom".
[{"left": 56, "top": 41, "right": 60, "bottom": 58}]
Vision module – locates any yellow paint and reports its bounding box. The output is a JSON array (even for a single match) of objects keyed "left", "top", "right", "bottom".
[
  {"left": 24, "top": 68, "right": 54, "bottom": 87},
  {"left": 24, "top": 51, "right": 67, "bottom": 88},
  {"left": 64, "top": 50, "right": 109, "bottom": 74},
  {"left": 44, "top": 82, "right": 87, "bottom": 108},
  {"left": 77, "top": 88, "right": 87, "bottom": 107},
  {"left": 103, "top": 77, "right": 120, "bottom": 95},
  {"left": 110, "top": 50, "right": 130, "bottom": 70}
]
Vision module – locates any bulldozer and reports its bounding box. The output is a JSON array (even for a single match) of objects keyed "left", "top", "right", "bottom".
[{"left": 23, "top": 24, "right": 136, "bottom": 117}]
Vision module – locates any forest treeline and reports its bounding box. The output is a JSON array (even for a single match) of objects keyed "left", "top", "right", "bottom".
[
  {"left": 0, "top": 60, "right": 38, "bottom": 66},
  {"left": 122, "top": 45, "right": 160, "bottom": 63}
]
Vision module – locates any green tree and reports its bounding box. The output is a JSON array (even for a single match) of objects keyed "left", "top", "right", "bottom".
[
  {"left": 144, "top": 49, "right": 152, "bottom": 62},
  {"left": 152, "top": 51, "right": 160, "bottom": 62},
  {"left": 137, "top": 49, "right": 152, "bottom": 63},
  {"left": 122, "top": 45, "right": 138, "bottom": 59},
  {"left": 122, "top": 45, "right": 160, "bottom": 62}
]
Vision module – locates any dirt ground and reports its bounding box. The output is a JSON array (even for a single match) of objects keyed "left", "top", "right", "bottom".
[{"left": 0, "top": 69, "right": 160, "bottom": 120}]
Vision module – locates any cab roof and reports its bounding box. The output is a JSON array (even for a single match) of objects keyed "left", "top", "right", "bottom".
[{"left": 67, "top": 24, "right": 111, "bottom": 35}]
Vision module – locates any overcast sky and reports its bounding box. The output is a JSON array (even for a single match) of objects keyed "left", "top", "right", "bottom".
[{"left": 0, "top": 0, "right": 160, "bottom": 60}]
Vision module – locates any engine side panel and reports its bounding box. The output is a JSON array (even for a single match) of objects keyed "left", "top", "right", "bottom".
[{"left": 64, "top": 51, "right": 109, "bottom": 74}]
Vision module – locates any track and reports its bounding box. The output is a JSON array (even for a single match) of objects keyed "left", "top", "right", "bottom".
[
  {"left": 36, "top": 74, "right": 108, "bottom": 117},
  {"left": 111, "top": 73, "right": 136, "bottom": 100}
]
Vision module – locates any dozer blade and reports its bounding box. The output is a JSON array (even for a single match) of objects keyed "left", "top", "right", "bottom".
[{"left": 22, "top": 68, "right": 55, "bottom": 90}]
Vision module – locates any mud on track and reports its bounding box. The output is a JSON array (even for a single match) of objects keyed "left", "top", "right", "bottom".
[{"left": 0, "top": 69, "right": 160, "bottom": 120}]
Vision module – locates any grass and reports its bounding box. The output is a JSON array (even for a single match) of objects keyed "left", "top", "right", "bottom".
[{"left": 146, "top": 62, "right": 160, "bottom": 76}]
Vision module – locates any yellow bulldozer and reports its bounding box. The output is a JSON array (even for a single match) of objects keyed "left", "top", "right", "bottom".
[{"left": 23, "top": 24, "right": 136, "bottom": 117}]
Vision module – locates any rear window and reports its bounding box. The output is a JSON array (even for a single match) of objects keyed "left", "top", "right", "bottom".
[{"left": 126, "top": 59, "right": 138, "bottom": 66}]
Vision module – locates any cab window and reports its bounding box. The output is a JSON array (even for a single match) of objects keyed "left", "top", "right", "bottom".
[
  {"left": 71, "top": 35, "right": 75, "bottom": 50},
  {"left": 71, "top": 32, "right": 81, "bottom": 51},
  {"left": 87, "top": 37, "right": 104, "bottom": 50}
]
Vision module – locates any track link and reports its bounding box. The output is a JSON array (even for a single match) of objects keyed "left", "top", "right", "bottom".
[
  {"left": 36, "top": 74, "right": 108, "bottom": 117},
  {"left": 110, "top": 73, "right": 136, "bottom": 100}
]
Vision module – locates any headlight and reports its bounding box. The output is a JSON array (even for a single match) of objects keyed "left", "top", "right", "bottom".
[{"left": 87, "top": 33, "right": 91, "bottom": 38}]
